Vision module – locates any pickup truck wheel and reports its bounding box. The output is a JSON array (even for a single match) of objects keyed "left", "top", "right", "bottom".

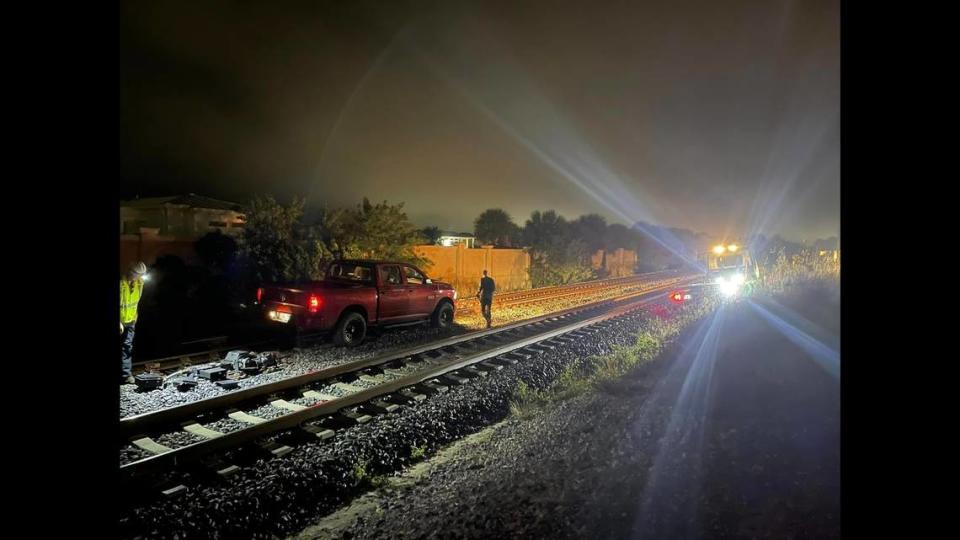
[
  {"left": 334, "top": 312, "right": 367, "bottom": 347},
  {"left": 431, "top": 302, "right": 454, "bottom": 329}
]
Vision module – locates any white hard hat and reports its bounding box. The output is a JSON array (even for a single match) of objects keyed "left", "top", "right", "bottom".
[{"left": 129, "top": 261, "right": 147, "bottom": 276}]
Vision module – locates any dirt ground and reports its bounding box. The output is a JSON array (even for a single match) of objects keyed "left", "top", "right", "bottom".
[{"left": 296, "top": 285, "right": 840, "bottom": 539}]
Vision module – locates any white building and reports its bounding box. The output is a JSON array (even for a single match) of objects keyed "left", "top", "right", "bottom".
[{"left": 438, "top": 231, "right": 476, "bottom": 248}]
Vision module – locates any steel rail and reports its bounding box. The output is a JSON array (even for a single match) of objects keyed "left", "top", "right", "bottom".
[{"left": 119, "top": 278, "right": 691, "bottom": 485}]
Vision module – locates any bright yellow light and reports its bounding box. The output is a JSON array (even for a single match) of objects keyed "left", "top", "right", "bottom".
[
  {"left": 727, "top": 244, "right": 738, "bottom": 252},
  {"left": 712, "top": 245, "right": 726, "bottom": 254}
]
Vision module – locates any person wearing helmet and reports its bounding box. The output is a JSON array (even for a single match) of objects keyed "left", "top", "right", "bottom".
[{"left": 120, "top": 261, "right": 148, "bottom": 385}]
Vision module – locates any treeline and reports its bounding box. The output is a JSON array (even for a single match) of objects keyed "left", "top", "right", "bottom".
[
  {"left": 242, "top": 196, "right": 425, "bottom": 283},
  {"left": 428, "top": 208, "right": 715, "bottom": 287},
  {"left": 134, "top": 196, "right": 426, "bottom": 357}
]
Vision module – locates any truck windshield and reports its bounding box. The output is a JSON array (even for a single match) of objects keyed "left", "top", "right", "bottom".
[
  {"left": 327, "top": 263, "right": 374, "bottom": 283},
  {"left": 717, "top": 254, "right": 744, "bottom": 268}
]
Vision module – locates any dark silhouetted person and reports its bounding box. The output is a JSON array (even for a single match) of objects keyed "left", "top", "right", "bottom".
[{"left": 476, "top": 270, "right": 496, "bottom": 328}]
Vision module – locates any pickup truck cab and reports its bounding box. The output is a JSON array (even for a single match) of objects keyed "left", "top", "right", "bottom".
[{"left": 257, "top": 260, "right": 457, "bottom": 346}]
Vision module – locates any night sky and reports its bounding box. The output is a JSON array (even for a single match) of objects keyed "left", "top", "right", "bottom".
[{"left": 120, "top": 0, "right": 839, "bottom": 242}]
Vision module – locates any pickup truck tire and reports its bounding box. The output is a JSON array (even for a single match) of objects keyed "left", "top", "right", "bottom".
[
  {"left": 431, "top": 301, "right": 454, "bottom": 329},
  {"left": 333, "top": 312, "right": 367, "bottom": 347}
]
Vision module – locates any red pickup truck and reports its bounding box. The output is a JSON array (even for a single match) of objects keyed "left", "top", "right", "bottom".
[{"left": 257, "top": 260, "right": 458, "bottom": 346}]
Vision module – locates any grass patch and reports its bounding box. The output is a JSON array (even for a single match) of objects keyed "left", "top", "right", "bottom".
[
  {"left": 410, "top": 444, "right": 427, "bottom": 460},
  {"left": 509, "top": 380, "right": 548, "bottom": 417},
  {"left": 352, "top": 458, "right": 390, "bottom": 489},
  {"left": 351, "top": 459, "right": 371, "bottom": 485},
  {"left": 509, "top": 298, "right": 717, "bottom": 416}
]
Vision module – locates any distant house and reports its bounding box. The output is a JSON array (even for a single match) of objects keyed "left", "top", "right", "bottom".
[
  {"left": 437, "top": 231, "right": 476, "bottom": 248},
  {"left": 120, "top": 193, "right": 246, "bottom": 240}
]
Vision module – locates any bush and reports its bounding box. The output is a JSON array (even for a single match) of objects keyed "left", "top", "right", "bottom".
[{"left": 761, "top": 248, "right": 840, "bottom": 294}]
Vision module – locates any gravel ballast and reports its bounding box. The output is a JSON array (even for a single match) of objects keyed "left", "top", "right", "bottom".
[
  {"left": 121, "top": 325, "right": 466, "bottom": 419},
  {"left": 298, "top": 289, "right": 840, "bottom": 539},
  {"left": 119, "top": 298, "right": 708, "bottom": 539}
]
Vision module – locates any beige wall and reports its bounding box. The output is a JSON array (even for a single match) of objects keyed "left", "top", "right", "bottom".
[
  {"left": 591, "top": 248, "right": 639, "bottom": 277},
  {"left": 415, "top": 245, "right": 531, "bottom": 294},
  {"left": 416, "top": 245, "right": 638, "bottom": 293}
]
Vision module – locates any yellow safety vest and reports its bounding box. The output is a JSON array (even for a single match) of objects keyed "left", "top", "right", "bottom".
[{"left": 120, "top": 279, "right": 143, "bottom": 324}]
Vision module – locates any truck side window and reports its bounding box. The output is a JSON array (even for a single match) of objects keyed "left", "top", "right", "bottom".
[
  {"left": 404, "top": 266, "right": 425, "bottom": 285},
  {"left": 381, "top": 265, "right": 402, "bottom": 285}
]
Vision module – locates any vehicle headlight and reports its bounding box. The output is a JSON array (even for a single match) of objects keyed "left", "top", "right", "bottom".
[
  {"left": 732, "top": 273, "right": 745, "bottom": 285},
  {"left": 714, "top": 276, "right": 725, "bottom": 285},
  {"left": 718, "top": 281, "right": 739, "bottom": 297}
]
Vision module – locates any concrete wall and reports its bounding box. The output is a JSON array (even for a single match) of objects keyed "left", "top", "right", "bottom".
[
  {"left": 414, "top": 244, "right": 531, "bottom": 294},
  {"left": 591, "top": 248, "right": 639, "bottom": 277}
]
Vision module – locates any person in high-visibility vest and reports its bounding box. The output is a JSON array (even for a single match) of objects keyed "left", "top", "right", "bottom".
[{"left": 120, "top": 261, "right": 148, "bottom": 385}]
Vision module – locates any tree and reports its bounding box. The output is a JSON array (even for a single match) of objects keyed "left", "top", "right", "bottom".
[
  {"left": 523, "top": 210, "right": 596, "bottom": 287},
  {"left": 474, "top": 208, "right": 521, "bottom": 247},
  {"left": 603, "top": 223, "right": 635, "bottom": 251},
  {"left": 242, "top": 195, "right": 330, "bottom": 283},
  {"left": 570, "top": 214, "right": 608, "bottom": 253},
  {"left": 419, "top": 226, "right": 442, "bottom": 245},
  {"left": 194, "top": 230, "right": 238, "bottom": 272},
  {"left": 326, "top": 198, "right": 428, "bottom": 266},
  {"left": 523, "top": 210, "right": 567, "bottom": 248}
]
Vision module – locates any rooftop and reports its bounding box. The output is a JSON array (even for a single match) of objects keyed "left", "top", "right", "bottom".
[{"left": 120, "top": 193, "right": 244, "bottom": 212}]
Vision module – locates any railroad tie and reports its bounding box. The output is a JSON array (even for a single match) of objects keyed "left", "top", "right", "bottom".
[
  {"left": 462, "top": 366, "right": 489, "bottom": 378},
  {"left": 333, "top": 382, "right": 366, "bottom": 394},
  {"left": 131, "top": 437, "right": 173, "bottom": 455},
  {"left": 270, "top": 399, "right": 307, "bottom": 412},
  {"left": 227, "top": 410, "right": 268, "bottom": 425},
  {"left": 302, "top": 390, "right": 340, "bottom": 402},
  {"left": 182, "top": 422, "right": 224, "bottom": 440},
  {"left": 301, "top": 424, "right": 336, "bottom": 440}
]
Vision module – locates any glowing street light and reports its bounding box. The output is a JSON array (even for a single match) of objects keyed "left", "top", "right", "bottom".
[
  {"left": 712, "top": 245, "right": 726, "bottom": 255},
  {"left": 727, "top": 244, "right": 738, "bottom": 252}
]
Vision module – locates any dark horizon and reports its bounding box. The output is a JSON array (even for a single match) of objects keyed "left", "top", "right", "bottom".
[{"left": 121, "top": 0, "right": 838, "bottom": 244}]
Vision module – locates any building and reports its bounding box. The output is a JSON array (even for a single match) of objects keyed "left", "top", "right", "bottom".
[
  {"left": 437, "top": 231, "right": 476, "bottom": 248},
  {"left": 120, "top": 194, "right": 246, "bottom": 240}
]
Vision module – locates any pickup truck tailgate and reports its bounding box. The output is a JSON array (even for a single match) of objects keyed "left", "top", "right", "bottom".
[{"left": 260, "top": 286, "right": 309, "bottom": 317}]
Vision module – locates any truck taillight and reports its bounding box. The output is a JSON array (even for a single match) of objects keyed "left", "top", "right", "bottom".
[
  {"left": 257, "top": 288, "right": 263, "bottom": 304},
  {"left": 308, "top": 293, "right": 321, "bottom": 313}
]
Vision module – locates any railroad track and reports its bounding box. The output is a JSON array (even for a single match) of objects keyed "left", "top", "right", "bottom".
[
  {"left": 455, "top": 270, "right": 680, "bottom": 313},
  {"left": 131, "top": 339, "right": 276, "bottom": 375},
  {"left": 130, "top": 271, "right": 680, "bottom": 375},
  {"left": 119, "top": 275, "right": 691, "bottom": 497}
]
